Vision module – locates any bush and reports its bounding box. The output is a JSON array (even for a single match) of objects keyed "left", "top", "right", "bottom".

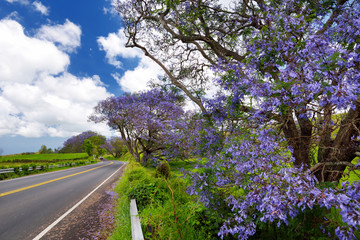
[
  {"left": 13, "top": 167, "right": 20, "bottom": 175},
  {"left": 155, "top": 161, "right": 170, "bottom": 179},
  {"left": 21, "top": 165, "right": 29, "bottom": 175},
  {"left": 30, "top": 163, "right": 37, "bottom": 171}
]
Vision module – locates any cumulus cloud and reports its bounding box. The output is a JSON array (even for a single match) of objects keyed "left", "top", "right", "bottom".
[
  {"left": 111, "top": 57, "right": 163, "bottom": 93},
  {"left": 98, "top": 29, "right": 164, "bottom": 92},
  {"left": 32, "top": 1, "right": 49, "bottom": 15},
  {"left": 36, "top": 19, "right": 81, "bottom": 53},
  {"left": 0, "top": 19, "right": 69, "bottom": 85},
  {"left": 97, "top": 29, "right": 143, "bottom": 68},
  {"left": 0, "top": 18, "right": 112, "bottom": 138},
  {"left": 5, "top": 0, "right": 30, "bottom": 4}
]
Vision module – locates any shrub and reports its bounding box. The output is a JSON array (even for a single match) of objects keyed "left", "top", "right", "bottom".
[
  {"left": 155, "top": 161, "right": 170, "bottom": 179},
  {"left": 30, "top": 163, "right": 37, "bottom": 171},
  {"left": 21, "top": 165, "right": 29, "bottom": 175},
  {"left": 13, "top": 167, "right": 20, "bottom": 175}
]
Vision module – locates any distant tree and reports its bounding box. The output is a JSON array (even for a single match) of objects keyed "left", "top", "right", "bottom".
[
  {"left": 38, "top": 145, "right": 53, "bottom": 154},
  {"left": 86, "top": 135, "right": 106, "bottom": 157},
  {"left": 59, "top": 131, "right": 105, "bottom": 153},
  {"left": 102, "top": 137, "right": 127, "bottom": 158}
]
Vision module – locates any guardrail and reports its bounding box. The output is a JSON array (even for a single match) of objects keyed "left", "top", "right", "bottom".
[
  {"left": 0, "top": 162, "right": 91, "bottom": 174},
  {"left": 130, "top": 199, "right": 144, "bottom": 240}
]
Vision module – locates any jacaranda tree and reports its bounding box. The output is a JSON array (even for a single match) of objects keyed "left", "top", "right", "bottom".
[
  {"left": 90, "top": 89, "right": 186, "bottom": 164},
  {"left": 114, "top": 0, "right": 360, "bottom": 238},
  {"left": 59, "top": 131, "right": 104, "bottom": 153},
  {"left": 102, "top": 136, "right": 127, "bottom": 158}
]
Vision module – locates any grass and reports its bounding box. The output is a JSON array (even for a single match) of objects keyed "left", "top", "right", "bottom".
[
  {"left": 0, "top": 152, "right": 97, "bottom": 180},
  {"left": 108, "top": 160, "right": 137, "bottom": 240},
  {"left": 109, "top": 157, "right": 218, "bottom": 240},
  {"left": 0, "top": 153, "right": 88, "bottom": 162}
]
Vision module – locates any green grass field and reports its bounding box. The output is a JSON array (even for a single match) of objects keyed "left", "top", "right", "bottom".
[
  {"left": 0, "top": 153, "right": 88, "bottom": 162},
  {"left": 0, "top": 153, "right": 96, "bottom": 180},
  {"left": 0, "top": 153, "right": 90, "bottom": 169}
]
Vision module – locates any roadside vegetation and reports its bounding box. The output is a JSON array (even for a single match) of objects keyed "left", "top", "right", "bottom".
[
  {"left": 109, "top": 156, "right": 360, "bottom": 240},
  {"left": 110, "top": 157, "right": 220, "bottom": 240},
  {"left": 0, "top": 152, "right": 97, "bottom": 180}
]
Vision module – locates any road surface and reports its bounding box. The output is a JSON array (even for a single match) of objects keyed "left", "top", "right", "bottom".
[{"left": 0, "top": 160, "right": 125, "bottom": 240}]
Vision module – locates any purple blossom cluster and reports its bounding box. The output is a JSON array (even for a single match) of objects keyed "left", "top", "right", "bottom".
[
  {"left": 216, "top": 0, "right": 360, "bottom": 119},
  {"left": 91, "top": 88, "right": 192, "bottom": 163},
  {"left": 189, "top": 129, "right": 360, "bottom": 239},
  {"left": 187, "top": 0, "right": 360, "bottom": 238}
]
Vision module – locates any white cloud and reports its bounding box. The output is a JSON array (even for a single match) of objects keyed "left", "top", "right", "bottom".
[
  {"left": 218, "top": 0, "right": 234, "bottom": 8},
  {"left": 0, "top": 18, "right": 113, "bottom": 138},
  {"left": 98, "top": 29, "right": 164, "bottom": 92},
  {"left": 36, "top": 19, "right": 81, "bottom": 53},
  {"left": 0, "top": 19, "right": 69, "bottom": 85},
  {"left": 97, "top": 29, "right": 143, "bottom": 68},
  {"left": 112, "top": 57, "right": 163, "bottom": 93},
  {"left": 5, "top": 0, "right": 30, "bottom": 5},
  {"left": 0, "top": 73, "right": 111, "bottom": 137},
  {"left": 32, "top": 1, "right": 49, "bottom": 15}
]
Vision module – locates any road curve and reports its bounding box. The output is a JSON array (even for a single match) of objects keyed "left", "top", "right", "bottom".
[{"left": 0, "top": 160, "right": 125, "bottom": 240}]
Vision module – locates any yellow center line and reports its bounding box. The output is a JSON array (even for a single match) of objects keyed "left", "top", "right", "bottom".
[{"left": 0, "top": 161, "right": 113, "bottom": 198}]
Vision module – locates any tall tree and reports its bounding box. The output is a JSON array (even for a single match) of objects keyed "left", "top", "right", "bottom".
[
  {"left": 116, "top": 0, "right": 360, "bottom": 182},
  {"left": 114, "top": 1, "right": 360, "bottom": 238}
]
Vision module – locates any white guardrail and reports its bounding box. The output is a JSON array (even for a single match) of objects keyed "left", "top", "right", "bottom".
[
  {"left": 130, "top": 199, "right": 144, "bottom": 240},
  {"left": 0, "top": 162, "right": 91, "bottom": 174}
]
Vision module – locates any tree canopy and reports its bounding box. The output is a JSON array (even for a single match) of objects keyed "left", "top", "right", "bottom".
[
  {"left": 59, "top": 131, "right": 105, "bottom": 153},
  {"left": 90, "top": 88, "right": 187, "bottom": 163}
]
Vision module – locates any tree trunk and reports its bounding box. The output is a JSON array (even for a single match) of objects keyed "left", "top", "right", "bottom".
[
  {"left": 281, "top": 111, "right": 311, "bottom": 168},
  {"left": 118, "top": 126, "right": 141, "bottom": 163},
  {"left": 314, "top": 99, "right": 360, "bottom": 182}
]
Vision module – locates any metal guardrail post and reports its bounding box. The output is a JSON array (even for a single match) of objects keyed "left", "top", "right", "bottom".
[{"left": 130, "top": 199, "right": 144, "bottom": 240}]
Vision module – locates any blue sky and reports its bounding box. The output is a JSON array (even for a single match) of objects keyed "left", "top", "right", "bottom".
[{"left": 0, "top": 0, "right": 163, "bottom": 154}]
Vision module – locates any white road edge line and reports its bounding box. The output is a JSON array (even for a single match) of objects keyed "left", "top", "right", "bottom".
[{"left": 32, "top": 162, "right": 127, "bottom": 240}]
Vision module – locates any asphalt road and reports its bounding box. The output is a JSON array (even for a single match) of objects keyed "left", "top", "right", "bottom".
[{"left": 0, "top": 160, "right": 125, "bottom": 240}]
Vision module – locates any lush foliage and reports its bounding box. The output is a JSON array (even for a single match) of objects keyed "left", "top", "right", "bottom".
[
  {"left": 112, "top": 160, "right": 218, "bottom": 239},
  {"left": 59, "top": 131, "right": 105, "bottom": 153},
  {"left": 108, "top": 0, "right": 360, "bottom": 239},
  {"left": 83, "top": 135, "right": 106, "bottom": 157}
]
